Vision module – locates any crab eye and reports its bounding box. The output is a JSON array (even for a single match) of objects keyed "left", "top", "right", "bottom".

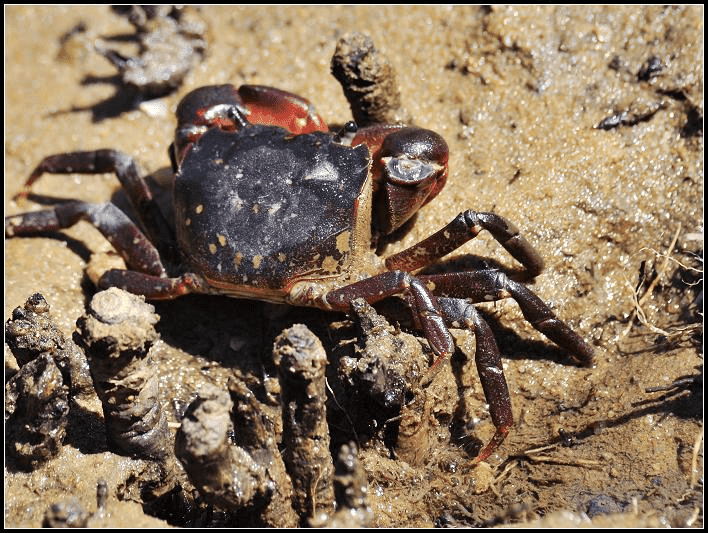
[{"left": 383, "top": 156, "right": 440, "bottom": 188}]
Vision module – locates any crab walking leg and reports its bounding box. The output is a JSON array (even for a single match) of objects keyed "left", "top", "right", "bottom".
[
  {"left": 323, "top": 271, "right": 455, "bottom": 359},
  {"left": 420, "top": 270, "right": 594, "bottom": 365},
  {"left": 20, "top": 150, "right": 176, "bottom": 261},
  {"left": 5, "top": 202, "right": 167, "bottom": 277},
  {"left": 385, "top": 210, "right": 545, "bottom": 278},
  {"left": 98, "top": 270, "right": 209, "bottom": 299},
  {"left": 436, "top": 297, "right": 513, "bottom": 463}
]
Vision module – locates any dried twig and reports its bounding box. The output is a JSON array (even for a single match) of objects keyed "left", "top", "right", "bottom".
[
  {"left": 523, "top": 454, "right": 602, "bottom": 467},
  {"left": 622, "top": 223, "right": 682, "bottom": 337},
  {"left": 515, "top": 443, "right": 602, "bottom": 468},
  {"left": 493, "top": 458, "right": 519, "bottom": 488}
]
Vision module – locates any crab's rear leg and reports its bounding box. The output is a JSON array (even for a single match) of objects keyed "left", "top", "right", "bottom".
[
  {"left": 17, "top": 149, "right": 176, "bottom": 262},
  {"left": 5, "top": 201, "right": 207, "bottom": 299},
  {"left": 420, "top": 270, "right": 594, "bottom": 366},
  {"left": 6, "top": 201, "right": 167, "bottom": 278},
  {"left": 436, "top": 297, "right": 513, "bottom": 463},
  {"left": 385, "top": 210, "right": 545, "bottom": 278},
  {"left": 98, "top": 270, "right": 208, "bottom": 299}
]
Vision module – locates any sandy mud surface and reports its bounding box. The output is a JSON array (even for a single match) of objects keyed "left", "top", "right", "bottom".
[{"left": 5, "top": 5, "right": 702, "bottom": 527}]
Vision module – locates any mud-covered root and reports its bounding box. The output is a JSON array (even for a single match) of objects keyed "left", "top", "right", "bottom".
[
  {"left": 4, "top": 293, "right": 90, "bottom": 470},
  {"left": 311, "top": 443, "right": 374, "bottom": 527},
  {"left": 175, "top": 382, "right": 299, "bottom": 527},
  {"left": 230, "top": 377, "right": 299, "bottom": 527},
  {"left": 331, "top": 32, "right": 411, "bottom": 126},
  {"left": 5, "top": 352, "right": 69, "bottom": 470},
  {"left": 273, "top": 324, "right": 335, "bottom": 521},
  {"left": 6, "top": 292, "right": 56, "bottom": 365},
  {"left": 337, "top": 298, "right": 431, "bottom": 447},
  {"left": 175, "top": 385, "right": 262, "bottom": 510},
  {"left": 355, "top": 301, "right": 433, "bottom": 465},
  {"left": 5, "top": 292, "right": 94, "bottom": 404},
  {"left": 395, "top": 386, "right": 434, "bottom": 466},
  {"left": 75, "top": 287, "right": 171, "bottom": 462}
]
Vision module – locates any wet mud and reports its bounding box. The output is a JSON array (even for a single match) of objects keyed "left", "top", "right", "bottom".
[{"left": 5, "top": 5, "right": 702, "bottom": 527}]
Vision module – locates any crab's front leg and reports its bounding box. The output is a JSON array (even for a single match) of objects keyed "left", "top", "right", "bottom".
[
  {"left": 357, "top": 125, "right": 542, "bottom": 274},
  {"left": 386, "top": 210, "right": 545, "bottom": 278}
]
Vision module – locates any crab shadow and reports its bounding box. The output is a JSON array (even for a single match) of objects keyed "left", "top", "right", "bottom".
[
  {"left": 150, "top": 293, "right": 342, "bottom": 375},
  {"left": 50, "top": 78, "right": 149, "bottom": 122},
  {"left": 515, "top": 367, "right": 703, "bottom": 459}
]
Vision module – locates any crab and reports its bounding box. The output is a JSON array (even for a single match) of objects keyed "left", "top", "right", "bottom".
[{"left": 5, "top": 82, "right": 594, "bottom": 463}]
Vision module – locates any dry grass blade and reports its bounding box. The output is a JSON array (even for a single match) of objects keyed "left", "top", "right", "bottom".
[{"left": 622, "top": 223, "right": 682, "bottom": 337}]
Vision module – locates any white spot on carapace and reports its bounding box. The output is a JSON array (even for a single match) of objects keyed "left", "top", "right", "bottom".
[
  {"left": 233, "top": 252, "right": 243, "bottom": 268},
  {"left": 195, "top": 204, "right": 204, "bottom": 214},
  {"left": 252, "top": 203, "right": 261, "bottom": 214},
  {"left": 304, "top": 160, "right": 339, "bottom": 182},
  {"left": 217, "top": 234, "right": 227, "bottom": 247},
  {"left": 185, "top": 218, "right": 191, "bottom": 226},
  {"left": 252, "top": 255, "right": 263, "bottom": 269},
  {"left": 278, "top": 252, "right": 286, "bottom": 262},
  {"left": 209, "top": 243, "right": 217, "bottom": 254}
]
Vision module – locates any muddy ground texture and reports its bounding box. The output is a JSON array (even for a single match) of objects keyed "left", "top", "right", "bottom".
[{"left": 4, "top": 5, "right": 703, "bottom": 528}]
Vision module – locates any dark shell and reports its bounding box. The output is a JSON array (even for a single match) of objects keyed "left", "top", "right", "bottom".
[{"left": 174, "top": 125, "right": 370, "bottom": 291}]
